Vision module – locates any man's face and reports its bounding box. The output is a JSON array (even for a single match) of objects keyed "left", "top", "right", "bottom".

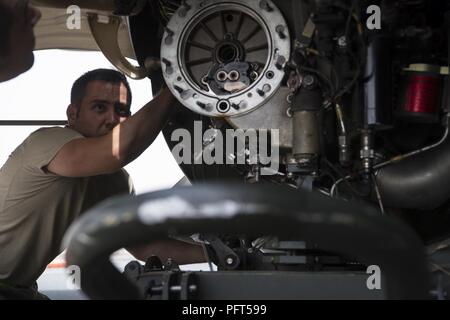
[
  {"left": 68, "top": 81, "right": 131, "bottom": 137},
  {"left": 1, "top": 0, "right": 41, "bottom": 79}
]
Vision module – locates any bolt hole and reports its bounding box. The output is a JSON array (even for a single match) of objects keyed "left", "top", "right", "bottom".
[
  {"left": 217, "top": 71, "right": 227, "bottom": 81},
  {"left": 266, "top": 71, "right": 274, "bottom": 79},
  {"left": 229, "top": 70, "right": 239, "bottom": 81},
  {"left": 177, "top": 76, "right": 182, "bottom": 81},
  {"left": 217, "top": 43, "right": 238, "bottom": 63},
  {"left": 217, "top": 101, "right": 230, "bottom": 113},
  {"left": 226, "top": 14, "right": 234, "bottom": 22}
]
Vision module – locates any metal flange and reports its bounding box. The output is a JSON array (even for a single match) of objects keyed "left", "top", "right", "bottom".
[{"left": 161, "top": 0, "right": 290, "bottom": 117}]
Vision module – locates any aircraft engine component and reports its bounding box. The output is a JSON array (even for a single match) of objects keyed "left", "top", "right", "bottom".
[{"left": 160, "top": 0, "right": 290, "bottom": 118}]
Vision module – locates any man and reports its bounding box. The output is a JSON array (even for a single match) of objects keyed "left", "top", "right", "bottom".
[
  {"left": 0, "top": 0, "right": 42, "bottom": 82},
  {"left": 0, "top": 69, "right": 204, "bottom": 299}
]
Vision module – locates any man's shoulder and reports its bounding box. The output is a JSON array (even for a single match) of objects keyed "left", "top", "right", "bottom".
[
  {"left": 23, "top": 126, "right": 84, "bottom": 154},
  {"left": 13, "top": 126, "right": 84, "bottom": 171},
  {"left": 27, "top": 126, "right": 82, "bottom": 142}
]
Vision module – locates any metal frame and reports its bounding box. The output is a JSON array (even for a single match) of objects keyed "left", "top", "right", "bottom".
[{"left": 0, "top": 120, "right": 66, "bottom": 126}]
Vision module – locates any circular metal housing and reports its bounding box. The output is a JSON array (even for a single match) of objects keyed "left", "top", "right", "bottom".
[{"left": 161, "top": 0, "right": 290, "bottom": 117}]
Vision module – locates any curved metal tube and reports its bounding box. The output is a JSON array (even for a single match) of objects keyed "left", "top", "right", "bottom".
[
  {"left": 63, "top": 184, "right": 430, "bottom": 300},
  {"left": 375, "top": 115, "right": 450, "bottom": 211},
  {"left": 376, "top": 139, "right": 450, "bottom": 210}
]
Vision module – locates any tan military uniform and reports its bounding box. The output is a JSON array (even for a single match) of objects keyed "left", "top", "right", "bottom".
[{"left": 0, "top": 127, "right": 133, "bottom": 289}]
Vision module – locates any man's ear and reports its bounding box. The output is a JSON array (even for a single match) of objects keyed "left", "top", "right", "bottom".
[{"left": 67, "top": 104, "right": 78, "bottom": 125}]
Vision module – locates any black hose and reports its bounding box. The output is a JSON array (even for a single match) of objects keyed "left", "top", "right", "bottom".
[
  {"left": 63, "top": 183, "right": 430, "bottom": 299},
  {"left": 376, "top": 138, "right": 450, "bottom": 210}
]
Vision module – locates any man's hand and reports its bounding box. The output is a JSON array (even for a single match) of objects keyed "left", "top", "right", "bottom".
[{"left": 47, "top": 88, "right": 176, "bottom": 177}]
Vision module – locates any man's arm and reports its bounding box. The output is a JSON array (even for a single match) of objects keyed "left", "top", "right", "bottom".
[{"left": 47, "top": 88, "right": 175, "bottom": 177}]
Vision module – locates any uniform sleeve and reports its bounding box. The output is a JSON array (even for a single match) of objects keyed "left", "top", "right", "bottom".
[{"left": 22, "top": 127, "right": 84, "bottom": 175}]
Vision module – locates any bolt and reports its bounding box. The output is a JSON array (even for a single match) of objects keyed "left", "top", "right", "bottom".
[
  {"left": 226, "top": 257, "right": 234, "bottom": 265},
  {"left": 303, "top": 74, "right": 315, "bottom": 87},
  {"left": 180, "top": 89, "right": 191, "bottom": 100},
  {"left": 196, "top": 103, "right": 212, "bottom": 112},
  {"left": 162, "top": 58, "right": 172, "bottom": 67},
  {"left": 250, "top": 71, "right": 259, "bottom": 80},
  {"left": 239, "top": 101, "right": 247, "bottom": 109},
  {"left": 276, "top": 25, "right": 286, "bottom": 39},
  {"left": 197, "top": 101, "right": 207, "bottom": 109},
  {"left": 178, "top": 1, "right": 191, "bottom": 17},
  {"left": 259, "top": 0, "right": 273, "bottom": 12},
  {"left": 173, "top": 85, "right": 184, "bottom": 94},
  {"left": 224, "top": 33, "right": 234, "bottom": 41},
  {"left": 162, "top": 58, "right": 173, "bottom": 74},
  {"left": 164, "top": 27, "right": 174, "bottom": 37},
  {"left": 164, "top": 28, "right": 174, "bottom": 45},
  {"left": 275, "top": 56, "right": 286, "bottom": 70},
  {"left": 165, "top": 258, "right": 174, "bottom": 268}
]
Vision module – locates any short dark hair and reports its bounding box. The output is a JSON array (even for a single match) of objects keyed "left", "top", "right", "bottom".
[
  {"left": 71, "top": 69, "right": 132, "bottom": 108},
  {"left": 0, "top": 2, "right": 13, "bottom": 59}
]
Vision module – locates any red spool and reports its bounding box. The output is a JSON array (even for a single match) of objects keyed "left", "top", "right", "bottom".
[
  {"left": 398, "top": 65, "right": 442, "bottom": 122},
  {"left": 402, "top": 74, "right": 440, "bottom": 114}
]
